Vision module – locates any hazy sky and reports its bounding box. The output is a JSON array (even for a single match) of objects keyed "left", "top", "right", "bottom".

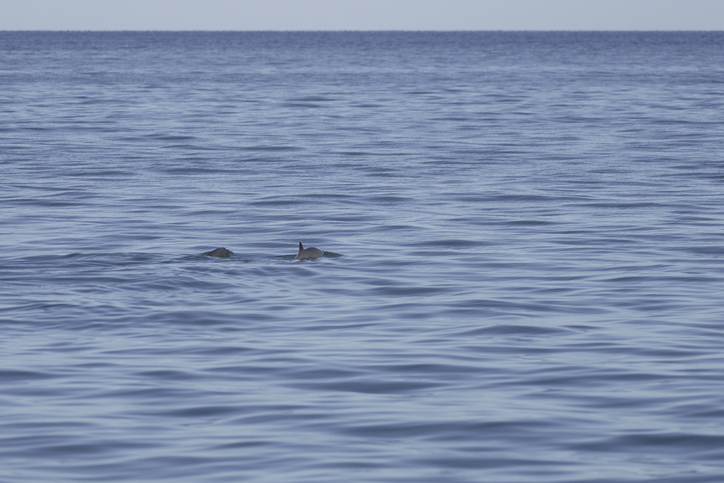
[{"left": 2, "top": 0, "right": 724, "bottom": 31}]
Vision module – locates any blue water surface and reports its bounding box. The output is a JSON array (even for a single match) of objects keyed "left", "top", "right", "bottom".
[{"left": 1, "top": 31, "right": 724, "bottom": 482}]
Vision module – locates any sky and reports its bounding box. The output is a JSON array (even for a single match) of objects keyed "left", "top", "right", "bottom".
[{"left": 2, "top": 0, "right": 723, "bottom": 31}]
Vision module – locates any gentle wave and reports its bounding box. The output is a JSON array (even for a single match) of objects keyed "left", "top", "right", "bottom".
[{"left": 2, "top": 31, "right": 724, "bottom": 482}]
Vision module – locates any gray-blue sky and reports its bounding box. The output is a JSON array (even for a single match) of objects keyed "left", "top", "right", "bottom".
[{"left": 2, "top": 0, "right": 724, "bottom": 31}]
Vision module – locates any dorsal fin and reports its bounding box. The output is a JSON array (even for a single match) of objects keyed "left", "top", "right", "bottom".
[{"left": 299, "top": 242, "right": 304, "bottom": 253}]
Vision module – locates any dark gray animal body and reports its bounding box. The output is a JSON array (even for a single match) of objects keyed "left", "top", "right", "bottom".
[
  {"left": 296, "top": 242, "right": 323, "bottom": 260},
  {"left": 206, "top": 247, "right": 231, "bottom": 257}
]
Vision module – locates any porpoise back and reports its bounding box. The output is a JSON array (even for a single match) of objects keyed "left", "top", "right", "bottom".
[
  {"left": 206, "top": 247, "right": 231, "bottom": 257},
  {"left": 296, "top": 242, "right": 323, "bottom": 260}
]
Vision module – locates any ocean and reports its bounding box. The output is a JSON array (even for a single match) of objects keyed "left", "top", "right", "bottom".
[{"left": 1, "top": 31, "right": 724, "bottom": 482}]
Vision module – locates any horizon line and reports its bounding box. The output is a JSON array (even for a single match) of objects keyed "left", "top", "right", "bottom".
[{"left": 2, "top": 29, "right": 723, "bottom": 33}]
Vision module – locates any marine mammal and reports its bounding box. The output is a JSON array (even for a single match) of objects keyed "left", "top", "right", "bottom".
[
  {"left": 206, "top": 247, "right": 232, "bottom": 258},
  {"left": 295, "top": 242, "right": 323, "bottom": 260}
]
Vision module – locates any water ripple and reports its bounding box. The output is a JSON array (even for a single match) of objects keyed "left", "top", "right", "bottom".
[{"left": 2, "top": 31, "right": 724, "bottom": 483}]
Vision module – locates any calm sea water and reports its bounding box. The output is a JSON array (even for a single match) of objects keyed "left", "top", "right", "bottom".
[{"left": 2, "top": 31, "right": 724, "bottom": 482}]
